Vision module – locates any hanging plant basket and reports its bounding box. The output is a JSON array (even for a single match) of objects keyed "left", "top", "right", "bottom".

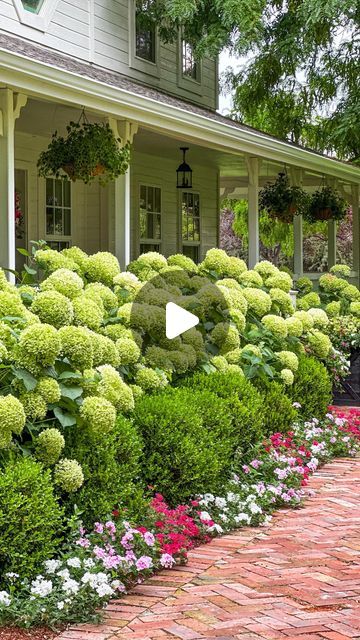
[
  {"left": 304, "top": 186, "right": 349, "bottom": 224},
  {"left": 37, "top": 119, "right": 131, "bottom": 185},
  {"left": 259, "top": 172, "right": 308, "bottom": 224}
]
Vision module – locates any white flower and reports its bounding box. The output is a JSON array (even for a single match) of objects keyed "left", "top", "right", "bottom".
[
  {"left": 208, "top": 524, "right": 223, "bottom": 534},
  {"left": 220, "top": 514, "right": 229, "bottom": 522},
  {"left": 30, "top": 577, "right": 53, "bottom": 598},
  {"left": 199, "top": 511, "right": 211, "bottom": 521},
  {"left": 83, "top": 558, "right": 95, "bottom": 569},
  {"left": 67, "top": 557, "right": 81, "bottom": 569},
  {"left": 57, "top": 601, "right": 65, "bottom": 610},
  {"left": 0, "top": 591, "right": 11, "bottom": 607},
  {"left": 215, "top": 497, "right": 227, "bottom": 509},
  {"left": 226, "top": 492, "right": 239, "bottom": 503},
  {"left": 44, "top": 559, "right": 61, "bottom": 574},
  {"left": 96, "top": 583, "right": 113, "bottom": 598},
  {"left": 234, "top": 513, "right": 251, "bottom": 524},
  {"left": 57, "top": 569, "right": 70, "bottom": 581},
  {"left": 203, "top": 493, "right": 215, "bottom": 502},
  {"left": 248, "top": 502, "right": 262, "bottom": 515},
  {"left": 62, "top": 579, "right": 80, "bottom": 595}
]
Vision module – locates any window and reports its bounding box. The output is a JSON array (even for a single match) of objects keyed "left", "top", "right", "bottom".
[
  {"left": 182, "top": 41, "right": 199, "bottom": 81},
  {"left": 139, "top": 185, "right": 161, "bottom": 254},
  {"left": 21, "top": 0, "right": 43, "bottom": 12},
  {"left": 182, "top": 192, "right": 200, "bottom": 262},
  {"left": 135, "top": 1, "right": 156, "bottom": 63},
  {"left": 46, "top": 178, "right": 71, "bottom": 245}
]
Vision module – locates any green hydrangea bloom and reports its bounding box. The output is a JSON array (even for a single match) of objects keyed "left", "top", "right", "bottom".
[
  {"left": 31, "top": 290, "right": 74, "bottom": 328},
  {"left": 81, "top": 369, "right": 100, "bottom": 396},
  {"left": 58, "top": 326, "right": 94, "bottom": 370},
  {"left": 15, "top": 324, "right": 61, "bottom": 374},
  {"left": 227, "top": 364, "right": 244, "bottom": 375},
  {"left": 137, "top": 285, "right": 173, "bottom": 307},
  {"left": 80, "top": 395, "right": 116, "bottom": 434},
  {"left": 210, "top": 355, "right": 228, "bottom": 372},
  {"left": 168, "top": 254, "right": 198, "bottom": 273},
  {"left": 165, "top": 350, "right": 190, "bottom": 373},
  {"left": 285, "top": 316, "right": 303, "bottom": 337},
  {"left": 350, "top": 301, "right": 360, "bottom": 317},
  {"left": 135, "top": 367, "right": 168, "bottom": 391},
  {"left": 307, "top": 329, "right": 332, "bottom": 358},
  {"left": 342, "top": 284, "right": 360, "bottom": 302},
  {"left": 254, "top": 260, "right": 278, "bottom": 278},
  {"left": 159, "top": 267, "right": 192, "bottom": 289},
  {"left": 35, "top": 428, "right": 65, "bottom": 465},
  {"left": 243, "top": 288, "right": 272, "bottom": 317},
  {"left": 85, "top": 251, "right": 120, "bottom": 286},
  {"left": 179, "top": 343, "right": 197, "bottom": 369},
  {"left": 72, "top": 296, "right": 104, "bottom": 331},
  {"left": 0, "top": 322, "right": 17, "bottom": 349},
  {"left": 23, "top": 310, "right": 41, "bottom": 327},
  {"left": 0, "top": 341, "right": 8, "bottom": 363},
  {"left": 135, "top": 252, "right": 168, "bottom": 272},
  {"left": 269, "top": 288, "right": 294, "bottom": 316},
  {"left": 216, "top": 277, "right": 243, "bottom": 291},
  {"left": 330, "top": 264, "right": 351, "bottom": 278},
  {"left": 212, "top": 323, "right": 240, "bottom": 354},
  {"left": 239, "top": 270, "right": 263, "bottom": 288},
  {"left": 35, "top": 249, "right": 79, "bottom": 274},
  {"left": 97, "top": 365, "right": 135, "bottom": 413},
  {"left": 241, "top": 344, "right": 262, "bottom": 358},
  {"left": 293, "top": 310, "right": 314, "bottom": 331},
  {"left": 301, "top": 292, "right": 321, "bottom": 308},
  {"left": 54, "top": 458, "right": 84, "bottom": 492},
  {"left": 308, "top": 307, "right": 330, "bottom": 328},
  {"left": 62, "top": 246, "right": 89, "bottom": 272},
  {"left": 280, "top": 368, "right": 294, "bottom": 385},
  {"left": 0, "top": 290, "right": 27, "bottom": 319},
  {"left": 36, "top": 377, "right": 61, "bottom": 404},
  {"left": 262, "top": 314, "right": 288, "bottom": 338},
  {"left": 114, "top": 337, "right": 140, "bottom": 366},
  {"left": 276, "top": 350, "right": 299, "bottom": 372},
  {"left": 319, "top": 273, "right": 347, "bottom": 294},
  {"left": 84, "top": 283, "right": 118, "bottom": 311},
  {"left": 197, "top": 283, "right": 227, "bottom": 309},
  {"left": 228, "top": 309, "right": 246, "bottom": 333},
  {"left": 227, "top": 256, "right": 248, "bottom": 279},
  {"left": 182, "top": 327, "right": 204, "bottom": 353},
  {"left": 296, "top": 276, "right": 313, "bottom": 295},
  {"left": 41, "top": 268, "right": 84, "bottom": 300},
  {"left": 0, "top": 395, "right": 26, "bottom": 447},
  {"left": 113, "top": 272, "right": 142, "bottom": 301},
  {"left": 296, "top": 297, "right": 310, "bottom": 311},
  {"left": 0, "top": 268, "right": 10, "bottom": 290},
  {"left": 200, "top": 248, "right": 232, "bottom": 276},
  {"left": 188, "top": 275, "right": 209, "bottom": 292},
  {"left": 130, "top": 384, "right": 144, "bottom": 401},
  {"left": 224, "top": 348, "right": 242, "bottom": 364},
  {"left": 18, "top": 284, "right": 36, "bottom": 303},
  {"left": 117, "top": 302, "right": 160, "bottom": 333},
  {"left": 217, "top": 285, "right": 248, "bottom": 314},
  {"left": 94, "top": 334, "right": 120, "bottom": 367},
  {"left": 145, "top": 345, "right": 174, "bottom": 371},
  {"left": 265, "top": 271, "right": 293, "bottom": 293},
  {"left": 127, "top": 262, "right": 158, "bottom": 282},
  {"left": 20, "top": 392, "right": 47, "bottom": 421},
  {"left": 326, "top": 301, "right": 341, "bottom": 317}
]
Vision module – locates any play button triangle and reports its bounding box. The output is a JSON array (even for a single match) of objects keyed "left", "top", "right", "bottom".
[{"left": 166, "top": 302, "right": 199, "bottom": 340}]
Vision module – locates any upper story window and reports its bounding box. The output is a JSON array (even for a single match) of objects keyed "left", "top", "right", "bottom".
[
  {"left": 182, "top": 41, "right": 200, "bottom": 81},
  {"left": 135, "top": 1, "right": 156, "bottom": 63},
  {"left": 21, "top": 0, "right": 44, "bottom": 12}
]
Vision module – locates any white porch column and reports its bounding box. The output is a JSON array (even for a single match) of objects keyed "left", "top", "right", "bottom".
[
  {"left": 290, "top": 168, "right": 304, "bottom": 277},
  {"left": 0, "top": 88, "right": 15, "bottom": 277},
  {"left": 246, "top": 156, "right": 260, "bottom": 268},
  {"left": 327, "top": 178, "right": 338, "bottom": 269},
  {"left": 352, "top": 184, "right": 359, "bottom": 287},
  {"left": 108, "top": 118, "right": 138, "bottom": 270}
]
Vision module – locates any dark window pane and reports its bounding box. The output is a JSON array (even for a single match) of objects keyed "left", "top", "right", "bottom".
[
  {"left": 46, "top": 178, "right": 53, "bottom": 205},
  {"left": 136, "top": 6, "right": 156, "bottom": 62},
  {"left": 182, "top": 41, "right": 199, "bottom": 80},
  {"left": 140, "top": 209, "right": 147, "bottom": 239},
  {"left": 54, "top": 209, "right": 63, "bottom": 235},
  {"left": 63, "top": 181, "right": 71, "bottom": 207},
  {"left": 183, "top": 245, "right": 199, "bottom": 263},
  {"left": 140, "top": 243, "right": 160, "bottom": 254},
  {"left": 154, "top": 188, "right": 161, "bottom": 213},
  {"left": 21, "top": 0, "right": 43, "bottom": 13},
  {"left": 46, "top": 208, "right": 54, "bottom": 235},
  {"left": 55, "top": 179, "right": 62, "bottom": 206},
  {"left": 64, "top": 210, "right": 71, "bottom": 236}
]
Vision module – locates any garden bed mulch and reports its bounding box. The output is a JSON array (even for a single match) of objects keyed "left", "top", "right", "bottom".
[{"left": 0, "top": 628, "right": 59, "bottom": 640}]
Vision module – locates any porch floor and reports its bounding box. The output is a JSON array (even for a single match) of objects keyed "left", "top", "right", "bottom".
[{"left": 59, "top": 456, "right": 360, "bottom": 640}]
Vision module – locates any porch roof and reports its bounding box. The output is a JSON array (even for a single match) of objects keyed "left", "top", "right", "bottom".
[{"left": 0, "top": 32, "right": 360, "bottom": 185}]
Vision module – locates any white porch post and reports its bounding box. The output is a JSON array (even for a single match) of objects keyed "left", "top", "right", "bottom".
[
  {"left": 108, "top": 118, "right": 138, "bottom": 270},
  {"left": 246, "top": 156, "right": 260, "bottom": 268},
  {"left": 0, "top": 88, "right": 15, "bottom": 277},
  {"left": 352, "top": 184, "right": 359, "bottom": 287},
  {"left": 327, "top": 178, "right": 338, "bottom": 269},
  {"left": 290, "top": 168, "right": 303, "bottom": 278}
]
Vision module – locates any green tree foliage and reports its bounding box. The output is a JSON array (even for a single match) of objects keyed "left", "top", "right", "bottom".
[{"left": 144, "top": 0, "right": 359, "bottom": 162}]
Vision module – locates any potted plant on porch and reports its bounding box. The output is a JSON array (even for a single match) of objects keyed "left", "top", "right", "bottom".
[
  {"left": 259, "top": 172, "right": 308, "bottom": 223},
  {"left": 37, "top": 119, "right": 130, "bottom": 185},
  {"left": 304, "top": 185, "right": 349, "bottom": 223}
]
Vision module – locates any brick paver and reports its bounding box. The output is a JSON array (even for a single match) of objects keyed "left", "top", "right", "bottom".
[{"left": 60, "top": 458, "right": 360, "bottom": 640}]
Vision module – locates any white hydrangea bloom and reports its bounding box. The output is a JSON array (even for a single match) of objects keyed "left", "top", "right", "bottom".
[{"left": 30, "top": 577, "right": 53, "bottom": 598}]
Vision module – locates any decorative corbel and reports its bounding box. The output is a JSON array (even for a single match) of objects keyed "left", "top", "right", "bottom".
[
  {"left": 107, "top": 117, "right": 138, "bottom": 146},
  {"left": 13, "top": 93, "right": 28, "bottom": 121}
]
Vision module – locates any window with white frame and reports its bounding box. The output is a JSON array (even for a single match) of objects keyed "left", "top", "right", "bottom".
[
  {"left": 139, "top": 185, "right": 161, "bottom": 254},
  {"left": 21, "top": 0, "right": 43, "bottom": 12},
  {"left": 135, "top": 1, "right": 156, "bottom": 63},
  {"left": 182, "top": 40, "right": 200, "bottom": 81},
  {"left": 45, "top": 178, "right": 71, "bottom": 249},
  {"left": 181, "top": 192, "right": 200, "bottom": 262}
]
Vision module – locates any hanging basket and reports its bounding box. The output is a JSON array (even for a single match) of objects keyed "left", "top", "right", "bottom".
[
  {"left": 304, "top": 186, "right": 349, "bottom": 224},
  {"left": 38, "top": 118, "right": 131, "bottom": 185},
  {"left": 259, "top": 173, "right": 308, "bottom": 224}
]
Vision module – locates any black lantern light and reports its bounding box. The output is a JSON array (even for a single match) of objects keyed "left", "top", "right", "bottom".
[{"left": 176, "top": 147, "right": 193, "bottom": 189}]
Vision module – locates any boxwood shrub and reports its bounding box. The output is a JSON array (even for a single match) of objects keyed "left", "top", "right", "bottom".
[
  {"left": 133, "top": 387, "right": 234, "bottom": 505},
  {"left": 289, "top": 355, "right": 332, "bottom": 420},
  {"left": 252, "top": 379, "right": 298, "bottom": 436},
  {"left": 0, "top": 458, "right": 64, "bottom": 579}
]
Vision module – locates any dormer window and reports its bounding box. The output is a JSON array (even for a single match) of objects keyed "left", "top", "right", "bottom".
[
  {"left": 182, "top": 41, "right": 200, "bottom": 81},
  {"left": 135, "top": 1, "right": 156, "bottom": 63},
  {"left": 20, "top": 0, "right": 43, "bottom": 12}
]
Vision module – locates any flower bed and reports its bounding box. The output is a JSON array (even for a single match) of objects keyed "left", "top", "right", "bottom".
[{"left": 0, "top": 406, "right": 359, "bottom": 628}]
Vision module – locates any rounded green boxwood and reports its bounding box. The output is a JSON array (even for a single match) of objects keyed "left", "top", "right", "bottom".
[
  {"left": 253, "top": 379, "right": 298, "bottom": 436},
  {"left": 0, "top": 458, "right": 63, "bottom": 579},
  {"left": 289, "top": 355, "right": 332, "bottom": 420}
]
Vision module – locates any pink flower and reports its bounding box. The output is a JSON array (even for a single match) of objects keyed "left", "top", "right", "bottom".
[
  {"left": 242, "top": 465, "right": 250, "bottom": 474},
  {"left": 105, "top": 521, "right": 116, "bottom": 535},
  {"left": 76, "top": 537, "right": 90, "bottom": 548},
  {"left": 135, "top": 556, "right": 153, "bottom": 571},
  {"left": 160, "top": 553, "right": 175, "bottom": 568},
  {"left": 250, "top": 459, "right": 262, "bottom": 469},
  {"left": 144, "top": 532, "right": 155, "bottom": 547},
  {"left": 94, "top": 522, "right": 104, "bottom": 534}
]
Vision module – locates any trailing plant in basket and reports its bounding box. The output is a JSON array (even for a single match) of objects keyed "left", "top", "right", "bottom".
[
  {"left": 37, "top": 121, "right": 130, "bottom": 185},
  {"left": 304, "top": 185, "right": 349, "bottom": 223},
  {"left": 259, "top": 172, "right": 308, "bottom": 223}
]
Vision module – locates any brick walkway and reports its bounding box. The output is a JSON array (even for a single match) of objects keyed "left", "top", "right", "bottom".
[{"left": 60, "top": 458, "right": 360, "bottom": 640}]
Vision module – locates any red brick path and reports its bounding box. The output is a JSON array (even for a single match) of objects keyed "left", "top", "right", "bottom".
[{"left": 60, "top": 458, "right": 360, "bottom": 640}]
